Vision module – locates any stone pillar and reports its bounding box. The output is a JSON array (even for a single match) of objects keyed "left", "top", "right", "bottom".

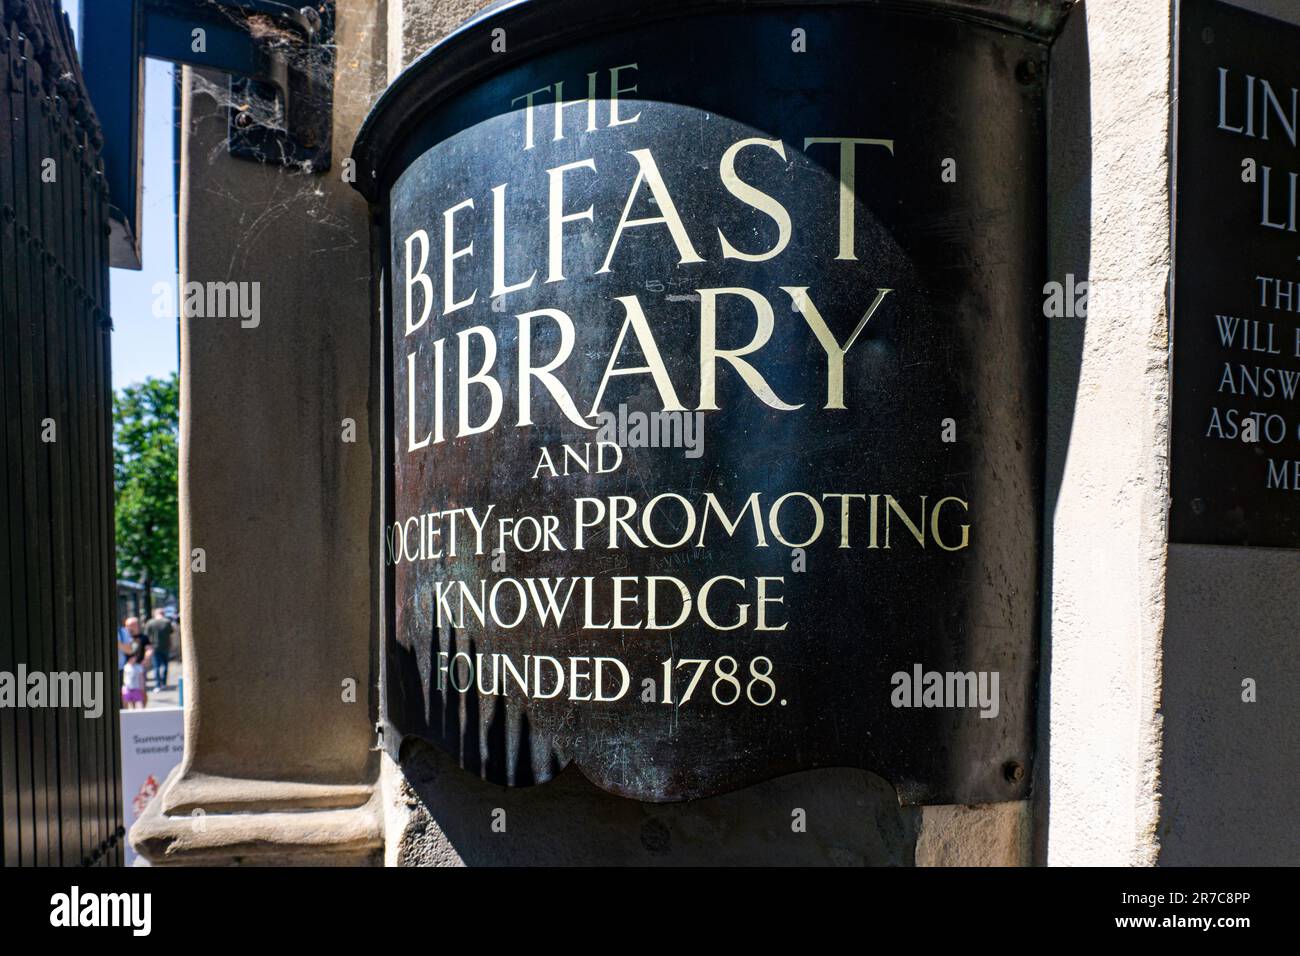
[
  {"left": 1037, "top": 0, "right": 1173, "bottom": 866},
  {"left": 386, "top": 0, "right": 488, "bottom": 84},
  {"left": 131, "top": 0, "right": 389, "bottom": 865}
]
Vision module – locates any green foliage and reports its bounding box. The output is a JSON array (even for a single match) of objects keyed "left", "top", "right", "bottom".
[{"left": 113, "top": 373, "right": 179, "bottom": 594}]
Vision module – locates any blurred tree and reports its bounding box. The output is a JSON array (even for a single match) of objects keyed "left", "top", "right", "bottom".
[{"left": 114, "top": 373, "right": 179, "bottom": 610}]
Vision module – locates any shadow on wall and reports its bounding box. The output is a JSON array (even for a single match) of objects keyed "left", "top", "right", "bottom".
[
  {"left": 1158, "top": 545, "right": 1300, "bottom": 865},
  {"left": 392, "top": 738, "right": 918, "bottom": 866},
  {"left": 1033, "top": 0, "right": 1091, "bottom": 864}
]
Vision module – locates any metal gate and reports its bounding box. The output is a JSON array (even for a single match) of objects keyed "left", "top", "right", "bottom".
[{"left": 0, "top": 0, "right": 121, "bottom": 866}]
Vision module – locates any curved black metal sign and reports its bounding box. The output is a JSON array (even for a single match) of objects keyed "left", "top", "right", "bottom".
[{"left": 356, "top": 0, "right": 1051, "bottom": 803}]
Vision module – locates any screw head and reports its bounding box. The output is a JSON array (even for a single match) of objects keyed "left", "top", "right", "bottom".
[
  {"left": 300, "top": 6, "right": 323, "bottom": 34},
  {"left": 1003, "top": 760, "right": 1025, "bottom": 783}
]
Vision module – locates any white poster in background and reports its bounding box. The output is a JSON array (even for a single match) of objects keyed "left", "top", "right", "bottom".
[{"left": 120, "top": 707, "right": 184, "bottom": 866}]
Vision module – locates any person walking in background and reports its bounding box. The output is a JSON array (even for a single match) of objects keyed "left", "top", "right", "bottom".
[
  {"left": 117, "top": 616, "right": 141, "bottom": 674},
  {"left": 143, "top": 607, "right": 173, "bottom": 691},
  {"left": 121, "top": 641, "right": 151, "bottom": 710}
]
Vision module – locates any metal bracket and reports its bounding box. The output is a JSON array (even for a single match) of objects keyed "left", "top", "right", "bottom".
[{"left": 80, "top": 0, "right": 335, "bottom": 268}]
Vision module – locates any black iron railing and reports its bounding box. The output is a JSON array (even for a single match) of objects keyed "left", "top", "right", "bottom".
[{"left": 0, "top": 0, "right": 121, "bottom": 867}]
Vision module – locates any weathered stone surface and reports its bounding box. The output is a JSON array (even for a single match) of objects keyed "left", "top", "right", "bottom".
[{"left": 131, "top": 0, "right": 388, "bottom": 865}]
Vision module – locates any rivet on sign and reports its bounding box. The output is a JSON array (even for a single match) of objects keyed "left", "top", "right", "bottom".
[
  {"left": 1015, "top": 60, "right": 1039, "bottom": 85},
  {"left": 300, "top": 6, "right": 323, "bottom": 35},
  {"left": 1003, "top": 761, "right": 1025, "bottom": 783}
]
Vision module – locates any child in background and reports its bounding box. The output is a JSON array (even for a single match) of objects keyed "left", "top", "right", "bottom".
[{"left": 122, "top": 641, "right": 150, "bottom": 710}]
